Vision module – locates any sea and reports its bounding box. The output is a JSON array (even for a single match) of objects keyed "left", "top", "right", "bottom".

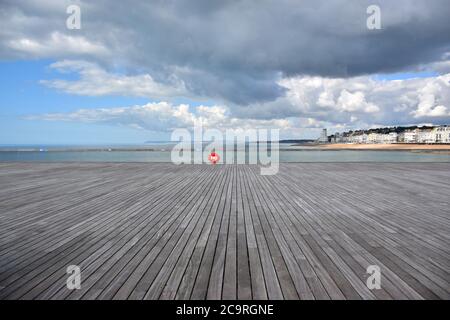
[{"left": 1, "top": 142, "right": 449, "bottom": 163}]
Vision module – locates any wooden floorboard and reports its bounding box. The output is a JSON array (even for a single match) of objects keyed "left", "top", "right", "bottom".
[{"left": 0, "top": 162, "right": 449, "bottom": 300}]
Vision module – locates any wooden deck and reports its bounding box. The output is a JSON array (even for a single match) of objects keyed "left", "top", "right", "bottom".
[{"left": 0, "top": 162, "right": 449, "bottom": 300}]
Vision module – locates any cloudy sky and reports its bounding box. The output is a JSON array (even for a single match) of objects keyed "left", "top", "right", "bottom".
[{"left": 1, "top": 0, "right": 450, "bottom": 144}]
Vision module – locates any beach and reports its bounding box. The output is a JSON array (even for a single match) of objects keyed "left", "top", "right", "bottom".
[{"left": 0, "top": 162, "right": 448, "bottom": 300}]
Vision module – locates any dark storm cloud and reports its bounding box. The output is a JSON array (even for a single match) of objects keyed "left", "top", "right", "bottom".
[{"left": 1, "top": 0, "right": 450, "bottom": 105}]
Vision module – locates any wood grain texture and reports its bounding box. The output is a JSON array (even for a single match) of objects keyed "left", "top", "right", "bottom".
[{"left": 0, "top": 162, "right": 449, "bottom": 300}]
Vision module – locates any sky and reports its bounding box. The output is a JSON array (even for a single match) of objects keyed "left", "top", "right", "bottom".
[{"left": 1, "top": 0, "right": 450, "bottom": 145}]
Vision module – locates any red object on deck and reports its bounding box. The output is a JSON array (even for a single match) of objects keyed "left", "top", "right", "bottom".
[{"left": 208, "top": 152, "right": 220, "bottom": 164}]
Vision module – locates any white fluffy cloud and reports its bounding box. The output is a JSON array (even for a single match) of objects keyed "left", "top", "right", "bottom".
[
  {"left": 411, "top": 80, "right": 450, "bottom": 118},
  {"left": 31, "top": 59, "right": 450, "bottom": 133},
  {"left": 7, "top": 31, "right": 108, "bottom": 57},
  {"left": 275, "top": 72, "right": 450, "bottom": 126},
  {"left": 40, "top": 59, "right": 450, "bottom": 124},
  {"left": 336, "top": 90, "right": 380, "bottom": 113},
  {"left": 27, "top": 102, "right": 293, "bottom": 132},
  {"left": 41, "top": 60, "right": 188, "bottom": 99}
]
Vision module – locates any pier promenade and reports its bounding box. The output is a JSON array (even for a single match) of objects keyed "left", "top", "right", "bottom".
[{"left": 0, "top": 163, "right": 449, "bottom": 300}]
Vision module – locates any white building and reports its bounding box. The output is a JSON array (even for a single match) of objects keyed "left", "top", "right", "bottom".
[
  {"left": 357, "top": 134, "right": 368, "bottom": 143},
  {"left": 327, "top": 126, "right": 450, "bottom": 144},
  {"left": 318, "top": 129, "right": 328, "bottom": 143},
  {"left": 433, "top": 126, "right": 450, "bottom": 143},
  {"left": 367, "top": 133, "right": 384, "bottom": 143},
  {"left": 383, "top": 132, "right": 398, "bottom": 143},
  {"left": 347, "top": 133, "right": 367, "bottom": 143},
  {"left": 417, "top": 129, "right": 434, "bottom": 143},
  {"left": 334, "top": 132, "right": 344, "bottom": 143},
  {"left": 403, "top": 130, "right": 417, "bottom": 143}
]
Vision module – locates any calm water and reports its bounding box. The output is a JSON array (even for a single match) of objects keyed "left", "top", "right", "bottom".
[{"left": 1, "top": 143, "right": 449, "bottom": 162}]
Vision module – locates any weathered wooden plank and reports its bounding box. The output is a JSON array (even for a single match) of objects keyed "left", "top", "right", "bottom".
[{"left": 0, "top": 162, "right": 448, "bottom": 300}]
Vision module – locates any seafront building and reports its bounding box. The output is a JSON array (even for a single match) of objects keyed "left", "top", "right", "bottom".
[
  {"left": 435, "top": 126, "right": 450, "bottom": 143},
  {"left": 399, "top": 130, "right": 417, "bottom": 143},
  {"left": 318, "top": 128, "right": 328, "bottom": 143},
  {"left": 416, "top": 128, "right": 434, "bottom": 143},
  {"left": 328, "top": 125, "right": 450, "bottom": 144}
]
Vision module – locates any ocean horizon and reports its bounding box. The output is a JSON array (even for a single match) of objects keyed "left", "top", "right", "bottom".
[{"left": 1, "top": 142, "right": 449, "bottom": 163}]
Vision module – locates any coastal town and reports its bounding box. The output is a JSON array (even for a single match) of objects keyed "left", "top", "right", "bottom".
[{"left": 321, "top": 125, "right": 450, "bottom": 144}]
